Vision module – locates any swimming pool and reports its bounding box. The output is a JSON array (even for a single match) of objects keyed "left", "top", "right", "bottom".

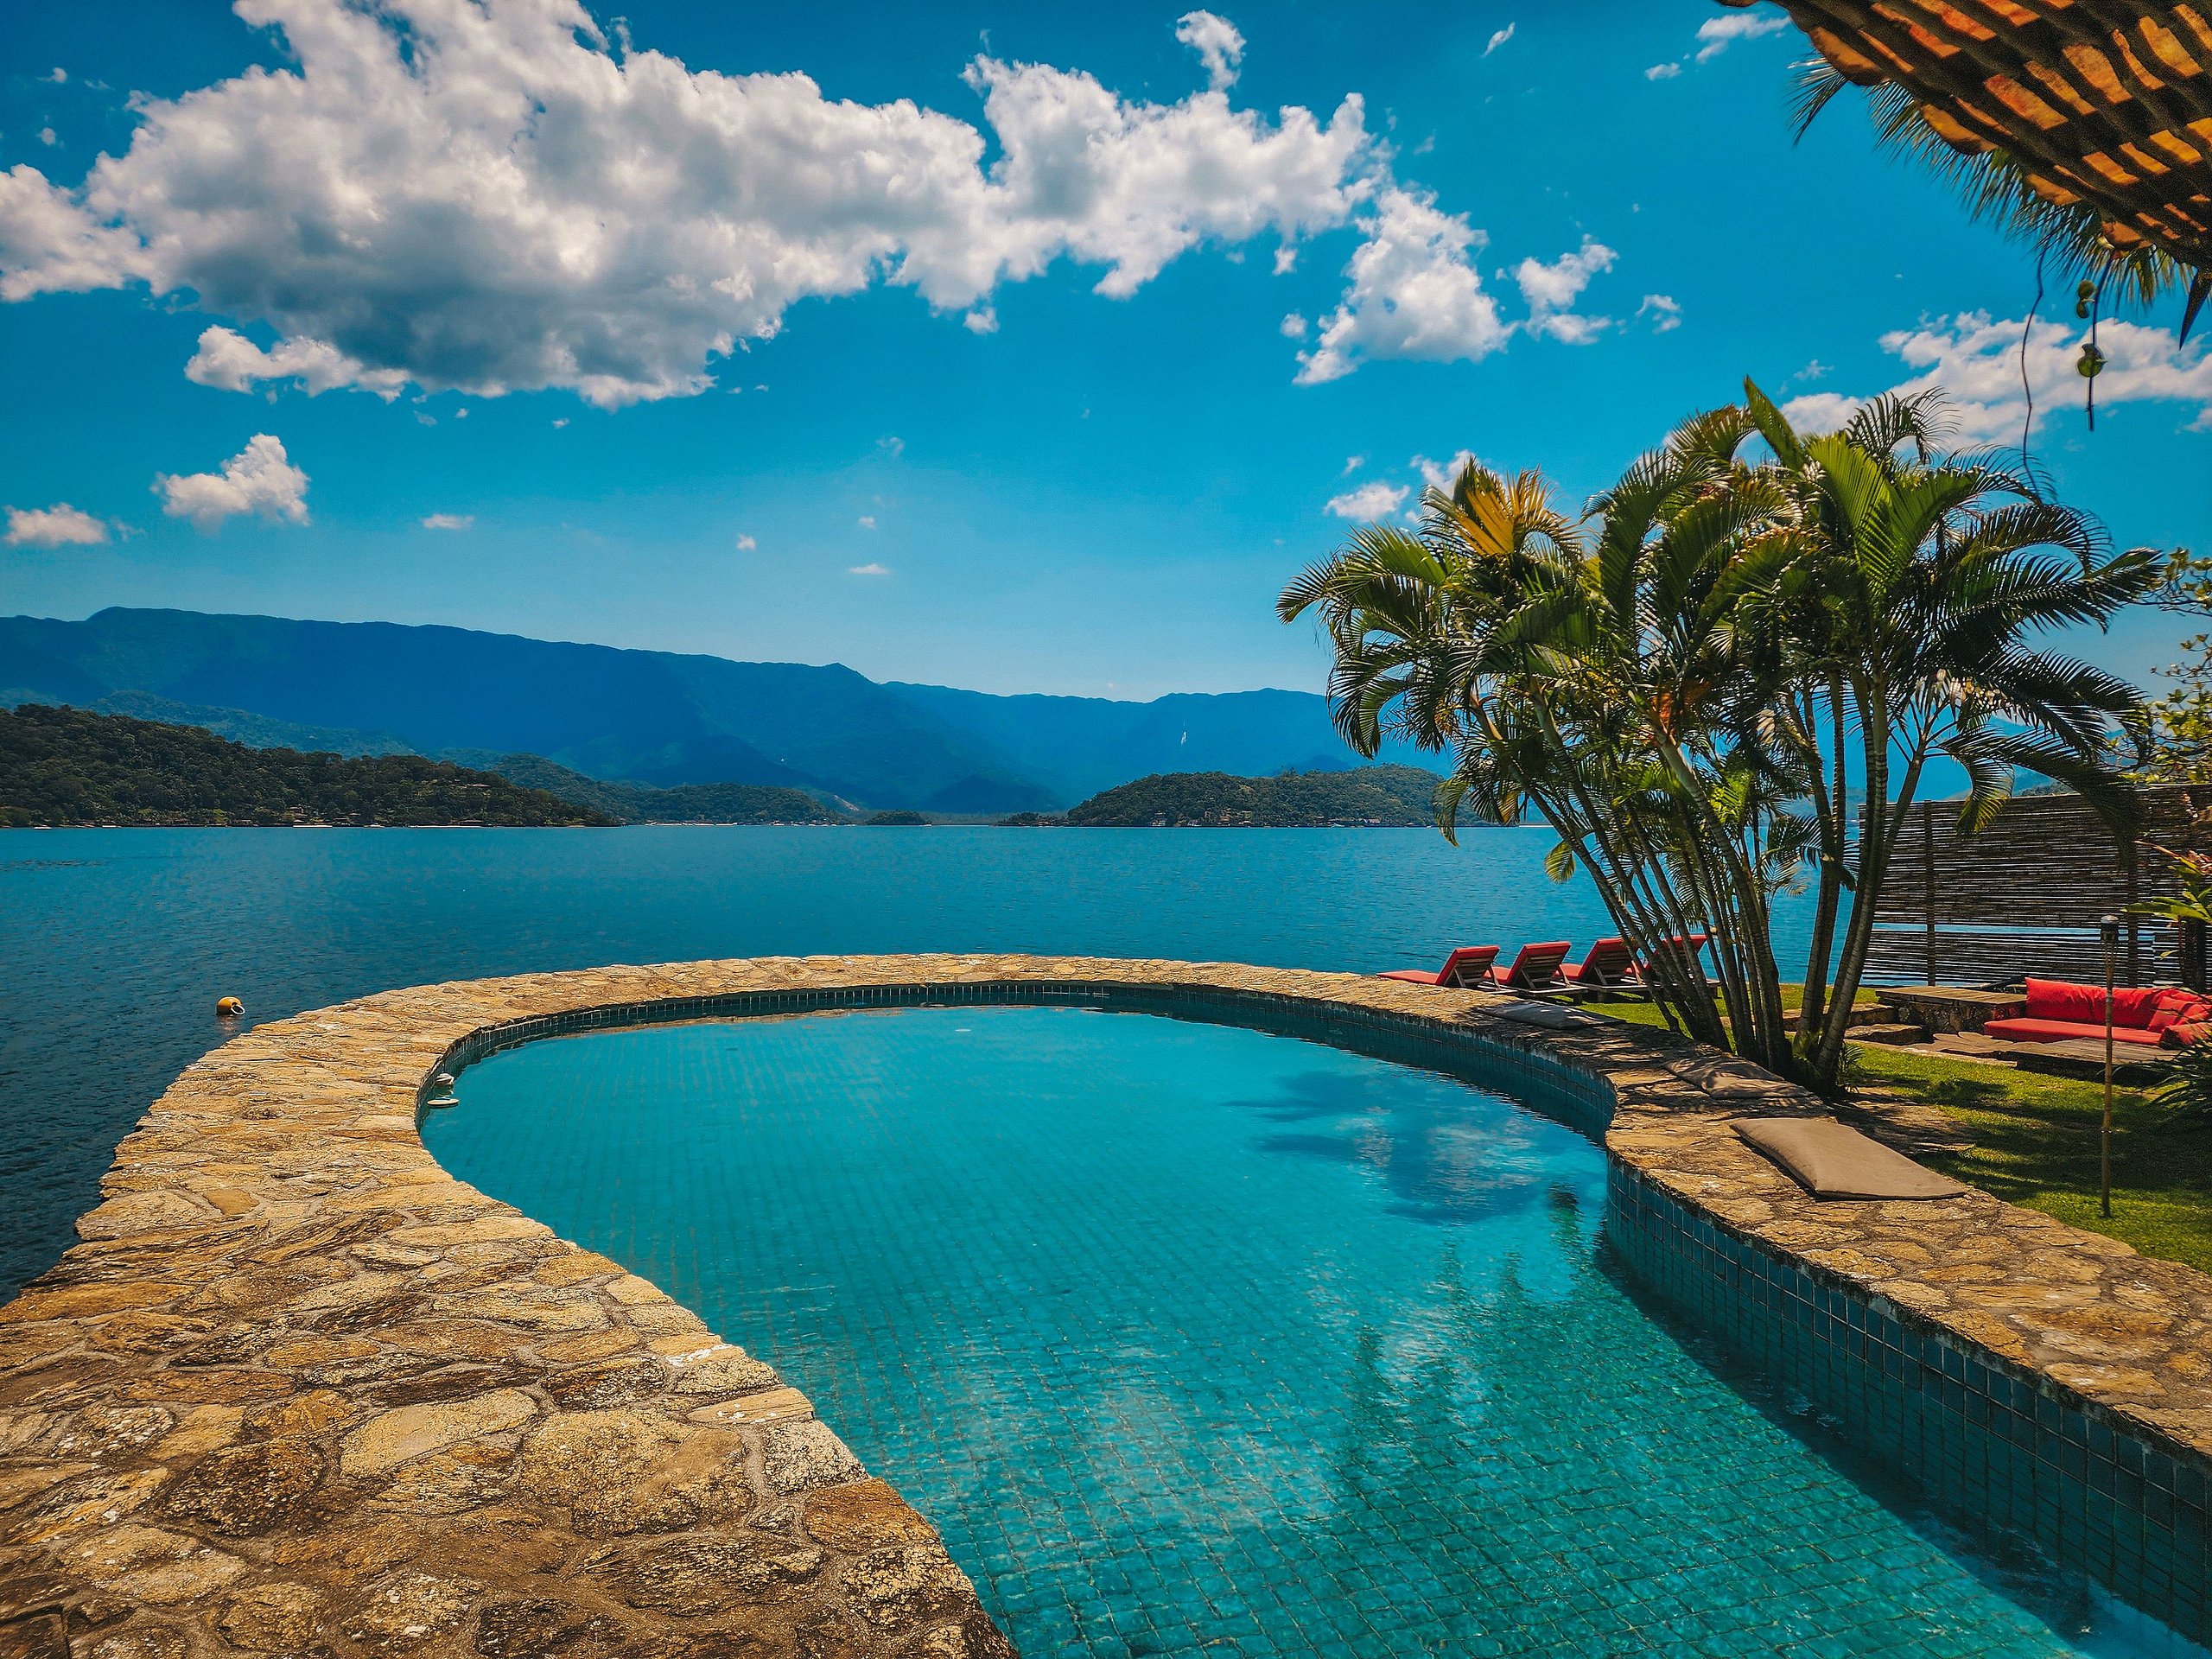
[{"left": 424, "top": 1002, "right": 2195, "bottom": 1657}]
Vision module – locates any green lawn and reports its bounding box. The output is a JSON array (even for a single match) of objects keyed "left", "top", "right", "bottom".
[
  {"left": 1851, "top": 1046, "right": 2212, "bottom": 1272},
  {"left": 1588, "top": 994, "right": 2212, "bottom": 1271}
]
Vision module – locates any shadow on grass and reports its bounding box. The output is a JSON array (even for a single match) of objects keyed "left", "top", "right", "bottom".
[
  {"left": 1846, "top": 1049, "right": 2212, "bottom": 1268},
  {"left": 1916, "top": 1075, "right": 2014, "bottom": 1115}
]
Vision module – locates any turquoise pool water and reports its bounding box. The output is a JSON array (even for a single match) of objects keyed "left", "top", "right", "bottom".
[{"left": 427, "top": 1005, "right": 2181, "bottom": 1658}]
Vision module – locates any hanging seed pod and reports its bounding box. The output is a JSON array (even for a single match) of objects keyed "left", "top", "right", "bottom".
[
  {"left": 2077, "top": 278, "right": 2098, "bottom": 302},
  {"left": 2076, "top": 342, "right": 2107, "bottom": 378},
  {"left": 2075, "top": 299, "right": 2091, "bottom": 318}
]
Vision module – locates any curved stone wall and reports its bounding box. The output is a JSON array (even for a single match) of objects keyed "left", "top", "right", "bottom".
[{"left": 1, "top": 954, "right": 2209, "bottom": 1656}]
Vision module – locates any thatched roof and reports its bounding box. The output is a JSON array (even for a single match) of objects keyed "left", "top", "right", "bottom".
[{"left": 1727, "top": 2, "right": 2211, "bottom": 289}]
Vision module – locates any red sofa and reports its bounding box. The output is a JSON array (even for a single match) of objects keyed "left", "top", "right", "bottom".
[{"left": 1980, "top": 978, "right": 2212, "bottom": 1048}]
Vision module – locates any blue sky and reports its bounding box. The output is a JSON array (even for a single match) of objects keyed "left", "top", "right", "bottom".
[{"left": 2, "top": 0, "right": 2208, "bottom": 699}]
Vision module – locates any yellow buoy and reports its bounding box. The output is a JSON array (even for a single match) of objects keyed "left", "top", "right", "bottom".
[{"left": 216, "top": 996, "right": 245, "bottom": 1019}]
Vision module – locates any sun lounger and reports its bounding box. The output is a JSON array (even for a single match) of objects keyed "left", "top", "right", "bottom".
[
  {"left": 1638, "top": 933, "right": 1710, "bottom": 988},
  {"left": 1562, "top": 938, "right": 1637, "bottom": 988},
  {"left": 1378, "top": 945, "right": 1500, "bottom": 988},
  {"left": 1487, "top": 940, "right": 1572, "bottom": 992}
]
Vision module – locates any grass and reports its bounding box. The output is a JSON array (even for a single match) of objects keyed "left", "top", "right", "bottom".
[
  {"left": 1850, "top": 1046, "right": 2212, "bottom": 1273},
  {"left": 1587, "top": 989, "right": 2212, "bottom": 1271}
]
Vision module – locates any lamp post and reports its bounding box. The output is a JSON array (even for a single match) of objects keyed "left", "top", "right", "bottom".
[{"left": 2101, "top": 913, "right": 2119, "bottom": 1219}]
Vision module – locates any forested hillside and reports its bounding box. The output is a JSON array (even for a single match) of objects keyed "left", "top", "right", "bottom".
[
  {"left": 1065, "top": 766, "right": 1443, "bottom": 827},
  {"left": 0, "top": 706, "right": 613, "bottom": 828},
  {"left": 450, "top": 752, "right": 844, "bottom": 823}
]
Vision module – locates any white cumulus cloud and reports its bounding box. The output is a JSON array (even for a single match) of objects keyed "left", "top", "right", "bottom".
[
  {"left": 1280, "top": 311, "right": 1308, "bottom": 338},
  {"left": 154, "top": 434, "right": 309, "bottom": 531},
  {"left": 421, "top": 512, "right": 473, "bottom": 530},
  {"left": 1414, "top": 449, "right": 1481, "bottom": 494},
  {"left": 1694, "top": 12, "right": 1788, "bottom": 62},
  {"left": 735, "top": 533, "right": 757, "bottom": 550},
  {"left": 1515, "top": 237, "right": 1617, "bottom": 343},
  {"left": 186, "top": 326, "right": 409, "bottom": 398},
  {"left": 1779, "top": 311, "right": 2212, "bottom": 442},
  {"left": 1325, "top": 480, "right": 1408, "bottom": 519},
  {"left": 849, "top": 561, "right": 891, "bottom": 575},
  {"left": 0, "top": 162, "right": 146, "bottom": 301},
  {"left": 1174, "top": 10, "right": 1245, "bottom": 91},
  {"left": 1637, "top": 292, "right": 1681, "bottom": 333},
  {"left": 0, "top": 2, "right": 1644, "bottom": 398},
  {"left": 0, "top": 1, "right": 1371, "bottom": 407},
  {"left": 1645, "top": 61, "right": 1682, "bottom": 80},
  {"left": 1298, "top": 188, "right": 1508, "bottom": 384},
  {"left": 3, "top": 503, "right": 109, "bottom": 547},
  {"left": 1484, "top": 22, "right": 1516, "bottom": 57}
]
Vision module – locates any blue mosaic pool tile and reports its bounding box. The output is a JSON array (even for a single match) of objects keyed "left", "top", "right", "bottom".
[{"left": 430, "top": 991, "right": 2209, "bottom": 1657}]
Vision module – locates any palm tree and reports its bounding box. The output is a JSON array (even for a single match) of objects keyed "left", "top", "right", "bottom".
[
  {"left": 1739, "top": 384, "right": 2156, "bottom": 1082},
  {"left": 1283, "top": 387, "right": 2155, "bottom": 1094}
]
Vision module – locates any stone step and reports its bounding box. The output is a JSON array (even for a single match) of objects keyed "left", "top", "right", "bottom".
[
  {"left": 1847, "top": 1021, "right": 1934, "bottom": 1046},
  {"left": 1783, "top": 1002, "right": 1897, "bottom": 1031}
]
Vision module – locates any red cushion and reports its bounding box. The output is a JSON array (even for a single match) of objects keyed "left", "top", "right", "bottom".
[
  {"left": 2111, "top": 986, "right": 2165, "bottom": 1028},
  {"left": 2149, "top": 988, "right": 2212, "bottom": 1032},
  {"left": 1984, "top": 1016, "right": 2167, "bottom": 1046},
  {"left": 1377, "top": 969, "right": 1442, "bottom": 984},
  {"left": 2164, "top": 1022, "right": 2211, "bottom": 1049},
  {"left": 2022, "top": 978, "right": 2164, "bottom": 1029},
  {"left": 2023, "top": 978, "right": 2101, "bottom": 1022}
]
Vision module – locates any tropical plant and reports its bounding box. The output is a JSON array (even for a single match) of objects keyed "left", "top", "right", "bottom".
[
  {"left": 1792, "top": 62, "right": 2209, "bottom": 345},
  {"left": 2137, "top": 550, "right": 2212, "bottom": 783},
  {"left": 2151, "top": 1038, "right": 2212, "bottom": 1123},
  {"left": 1281, "top": 384, "right": 2157, "bottom": 1092}
]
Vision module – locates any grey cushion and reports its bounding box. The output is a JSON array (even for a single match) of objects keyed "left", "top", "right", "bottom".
[
  {"left": 1488, "top": 999, "right": 1599, "bottom": 1030},
  {"left": 1733, "top": 1116, "right": 1968, "bottom": 1201}
]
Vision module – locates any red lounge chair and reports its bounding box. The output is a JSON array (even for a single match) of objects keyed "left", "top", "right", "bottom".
[
  {"left": 1487, "top": 940, "right": 1573, "bottom": 992},
  {"left": 1379, "top": 945, "right": 1500, "bottom": 988},
  {"left": 1562, "top": 938, "right": 1637, "bottom": 988},
  {"left": 1982, "top": 978, "right": 2209, "bottom": 1047},
  {"left": 1639, "top": 933, "right": 1710, "bottom": 986}
]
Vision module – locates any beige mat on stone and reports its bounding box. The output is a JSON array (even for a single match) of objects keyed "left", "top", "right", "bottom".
[{"left": 1733, "top": 1116, "right": 1968, "bottom": 1200}]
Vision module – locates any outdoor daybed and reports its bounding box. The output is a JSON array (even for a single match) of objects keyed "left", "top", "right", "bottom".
[{"left": 1980, "top": 978, "right": 2212, "bottom": 1048}]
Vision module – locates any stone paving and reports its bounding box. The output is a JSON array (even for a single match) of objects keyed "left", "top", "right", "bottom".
[{"left": 2, "top": 953, "right": 2209, "bottom": 1657}]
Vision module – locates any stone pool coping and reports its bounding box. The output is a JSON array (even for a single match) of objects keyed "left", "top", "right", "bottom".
[{"left": 3, "top": 953, "right": 2210, "bottom": 1657}]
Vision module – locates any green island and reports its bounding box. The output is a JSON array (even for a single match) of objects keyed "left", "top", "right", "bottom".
[
  {"left": 1059, "top": 764, "right": 1441, "bottom": 827},
  {"left": 446, "top": 750, "right": 843, "bottom": 825},
  {"left": 0, "top": 704, "right": 614, "bottom": 828}
]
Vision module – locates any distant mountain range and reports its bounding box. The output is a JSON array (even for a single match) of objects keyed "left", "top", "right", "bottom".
[{"left": 0, "top": 608, "right": 1413, "bottom": 809}]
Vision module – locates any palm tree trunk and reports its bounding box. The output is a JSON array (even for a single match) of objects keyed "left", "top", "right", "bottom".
[
  {"left": 1796, "top": 677, "right": 1852, "bottom": 1046},
  {"left": 1815, "top": 710, "right": 1927, "bottom": 1088}
]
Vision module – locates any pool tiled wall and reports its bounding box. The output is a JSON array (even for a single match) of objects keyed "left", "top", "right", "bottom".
[{"left": 1607, "top": 1161, "right": 2212, "bottom": 1646}]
